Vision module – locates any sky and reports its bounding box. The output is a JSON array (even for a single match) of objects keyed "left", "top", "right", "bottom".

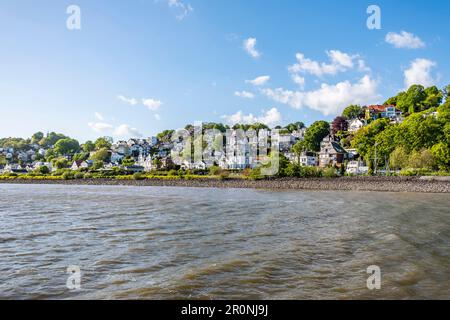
[{"left": 0, "top": 0, "right": 449, "bottom": 142}]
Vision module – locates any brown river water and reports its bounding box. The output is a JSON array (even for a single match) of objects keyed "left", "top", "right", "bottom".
[{"left": 0, "top": 184, "right": 449, "bottom": 299}]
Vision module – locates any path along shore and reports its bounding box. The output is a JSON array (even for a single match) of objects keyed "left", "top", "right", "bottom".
[{"left": 1, "top": 176, "right": 450, "bottom": 193}]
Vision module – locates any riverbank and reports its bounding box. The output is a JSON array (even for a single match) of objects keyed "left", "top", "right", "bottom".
[{"left": 1, "top": 176, "right": 450, "bottom": 193}]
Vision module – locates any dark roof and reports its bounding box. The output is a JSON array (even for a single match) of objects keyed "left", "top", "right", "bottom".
[{"left": 331, "top": 141, "right": 348, "bottom": 154}]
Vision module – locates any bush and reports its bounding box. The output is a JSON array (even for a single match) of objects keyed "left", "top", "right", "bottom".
[
  {"left": 168, "top": 169, "right": 178, "bottom": 176},
  {"left": 62, "top": 171, "right": 75, "bottom": 180},
  {"left": 209, "top": 165, "right": 221, "bottom": 176},
  {"left": 37, "top": 166, "right": 50, "bottom": 175},
  {"left": 83, "top": 172, "right": 93, "bottom": 179},
  {"left": 133, "top": 172, "right": 145, "bottom": 180},
  {"left": 248, "top": 167, "right": 262, "bottom": 180},
  {"left": 74, "top": 172, "right": 85, "bottom": 179},
  {"left": 322, "top": 167, "right": 338, "bottom": 178}
]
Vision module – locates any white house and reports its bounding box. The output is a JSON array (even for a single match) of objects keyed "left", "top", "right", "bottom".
[
  {"left": 299, "top": 152, "right": 318, "bottom": 167},
  {"left": 348, "top": 119, "right": 366, "bottom": 133},
  {"left": 346, "top": 161, "right": 369, "bottom": 175},
  {"left": 71, "top": 160, "right": 93, "bottom": 171},
  {"left": 137, "top": 154, "right": 153, "bottom": 172}
]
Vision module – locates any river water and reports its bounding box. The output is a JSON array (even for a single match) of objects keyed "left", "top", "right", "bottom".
[{"left": 0, "top": 184, "right": 449, "bottom": 299}]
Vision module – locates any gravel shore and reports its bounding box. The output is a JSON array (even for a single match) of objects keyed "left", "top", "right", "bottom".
[{"left": 1, "top": 176, "right": 450, "bottom": 193}]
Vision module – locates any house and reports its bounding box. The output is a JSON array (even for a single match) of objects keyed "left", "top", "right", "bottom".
[
  {"left": 124, "top": 165, "right": 145, "bottom": 173},
  {"left": 299, "top": 152, "right": 318, "bottom": 167},
  {"left": 71, "top": 160, "right": 93, "bottom": 171},
  {"left": 348, "top": 118, "right": 366, "bottom": 133},
  {"left": 319, "top": 135, "right": 348, "bottom": 167},
  {"left": 137, "top": 154, "right": 153, "bottom": 172},
  {"left": 3, "top": 164, "right": 28, "bottom": 174},
  {"left": 33, "top": 162, "right": 53, "bottom": 171},
  {"left": 346, "top": 161, "right": 369, "bottom": 175},
  {"left": 365, "top": 105, "right": 402, "bottom": 120},
  {"left": 110, "top": 152, "right": 125, "bottom": 164}
]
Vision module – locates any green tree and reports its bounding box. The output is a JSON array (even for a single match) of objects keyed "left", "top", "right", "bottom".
[
  {"left": 389, "top": 146, "right": 409, "bottom": 170},
  {"left": 408, "top": 149, "right": 436, "bottom": 170},
  {"left": 31, "top": 132, "right": 44, "bottom": 144},
  {"left": 284, "top": 122, "right": 305, "bottom": 132},
  {"left": 36, "top": 165, "right": 50, "bottom": 175},
  {"left": 423, "top": 86, "right": 443, "bottom": 110},
  {"left": 53, "top": 158, "right": 69, "bottom": 170},
  {"left": 92, "top": 160, "right": 104, "bottom": 170},
  {"left": 291, "top": 140, "right": 306, "bottom": 164},
  {"left": 90, "top": 148, "right": 110, "bottom": 162},
  {"left": 54, "top": 138, "right": 80, "bottom": 155},
  {"left": 304, "top": 121, "right": 330, "bottom": 152},
  {"left": 83, "top": 140, "right": 95, "bottom": 153},
  {"left": 94, "top": 137, "right": 112, "bottom": 150},
  {"left": 431, "top": 143, "right": 450, "bottom": 170},
  {"left": 40, "top": 132, "right": 68, "bottom": 147},
  {"left": 122, "top": 156, "right": 135, "bottom": 166},
  {"left": 342, "top": 105, "right": 363, "bottom": 119}
]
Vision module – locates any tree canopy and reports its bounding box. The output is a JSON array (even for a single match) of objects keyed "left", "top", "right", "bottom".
[{"left": 304, "top": 121, "right": 330, "bottom": 152}]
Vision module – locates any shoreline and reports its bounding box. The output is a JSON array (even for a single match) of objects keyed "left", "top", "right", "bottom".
[{"left": 1, "top": 176, "right": 450, "bottom": 193}]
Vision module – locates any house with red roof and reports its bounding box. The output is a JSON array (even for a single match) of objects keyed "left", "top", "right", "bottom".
[{"left": 365, "top": 105, "right": 402, "bottom": 120}]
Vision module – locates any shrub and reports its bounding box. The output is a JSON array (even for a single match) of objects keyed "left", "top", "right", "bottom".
[
  {"left": 248, "top": 167, "right": 262, "bottom": 180},
  {"left": 168, "top": 169, "right": 178, "bottom": 176},
  {"left": 322, "top": 167, "right": 338, "bottom": 178},
  {"left": 209, "top": 165, "right": 221, "bottom": 176},
  {"left": 83, "top": 173, "right": 93, "bottom": 179},
  {"left": 62, "top": 171, "right": 74, "bottom": 180},
  {"left": 74, "top": 172, "right": 85, "bottom": 179},
  {"left": 133, "top": 172, "right": 145, "bottom": 180}
]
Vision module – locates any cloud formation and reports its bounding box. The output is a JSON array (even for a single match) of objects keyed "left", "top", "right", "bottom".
[
  {"left": 261, "top": 75, "right": 380, "bottom": 116},
  {"left": 142, "top": 98, "right": 162, "bottom": 111},
  {"left": 222, "top": 107, "right": 282, "bottom": 126},
  {"left": 243, "top": 37, "right": 261, "bottom": 58},
  {"left": 234, "top": 91, "right": 255, "bottom": 99},
  {"left": 117, "top": 95, "right": 138, "bottom": 106},
  {"left": 166, "top": 0, "right": 193, "bottom": 20},
  {"left": 404, "top": 58, "right": 437, "bottom": 88},
  {"left": 288, "top": 50, "right": 364, "bottom": 77},
  {"left": 118, "top": 95, "right": 162, "bottom": 112},
  {"left": 245, "top": 75, "right": 270, "bottom": 86},
  {"left": 113, "top": 124, "right": 143, "bottom": 138},
  {"left": 385, "top": 31, "right": 425, "bottom": 49}
]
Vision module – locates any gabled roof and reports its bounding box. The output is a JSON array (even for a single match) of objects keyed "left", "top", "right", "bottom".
[{"left": 367, "top": 105, "right": 398, "bottom": 113}]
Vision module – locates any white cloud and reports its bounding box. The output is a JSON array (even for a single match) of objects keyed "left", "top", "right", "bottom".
[
  {"left": 222, "top": 107, "right": 282, "bottom": 126},
  {"left": 154, "top": 114, "right": 161, "bottom": 121},
  {"left": 94, "top": 112, "right": 104, "bottom": 121},
  {"left": 113, "top": 124, "right": 143, "bottom": 138},
  {"left": 142, "top": 98, "right": 162, "bottom": 111},
  {"left": 118, "top": 95, "right": 162, "bottom": 112},
  {"left": 117, "top": 95, "right": 138, "bottom": 106},
  {"left": 166, "top": 0, "right": 193, "bottom": 20},
  {"left": 243, "top": 37, "right": 261, "bottom": 59},
  {"left": 404, "top": 58, "right": 437, "bottom": 88},
  {"left": 234, "top": 90, "right": 255, "bottom": 99},
  {"left": 88, "top": 122, "right": 113, "bottom": 133},
  {"left": 288, "top": 50, "right": 363, "bottom": 77},
  {"left": 261, "top": 75, "right": 380, "bottom": 116},
  {"left": 385, "top": 31, "right": 425, "bottom": 49},
  {"left": 291, "top": 74, "right": 305, "bottom": 88},
  {"left": 245, "top": 75, "right": 270, "bottom": 86}
]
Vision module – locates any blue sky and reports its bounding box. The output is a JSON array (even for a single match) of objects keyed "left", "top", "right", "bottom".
[{"left": 0, "top": 0, "right": 449, "bottom": 142}]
